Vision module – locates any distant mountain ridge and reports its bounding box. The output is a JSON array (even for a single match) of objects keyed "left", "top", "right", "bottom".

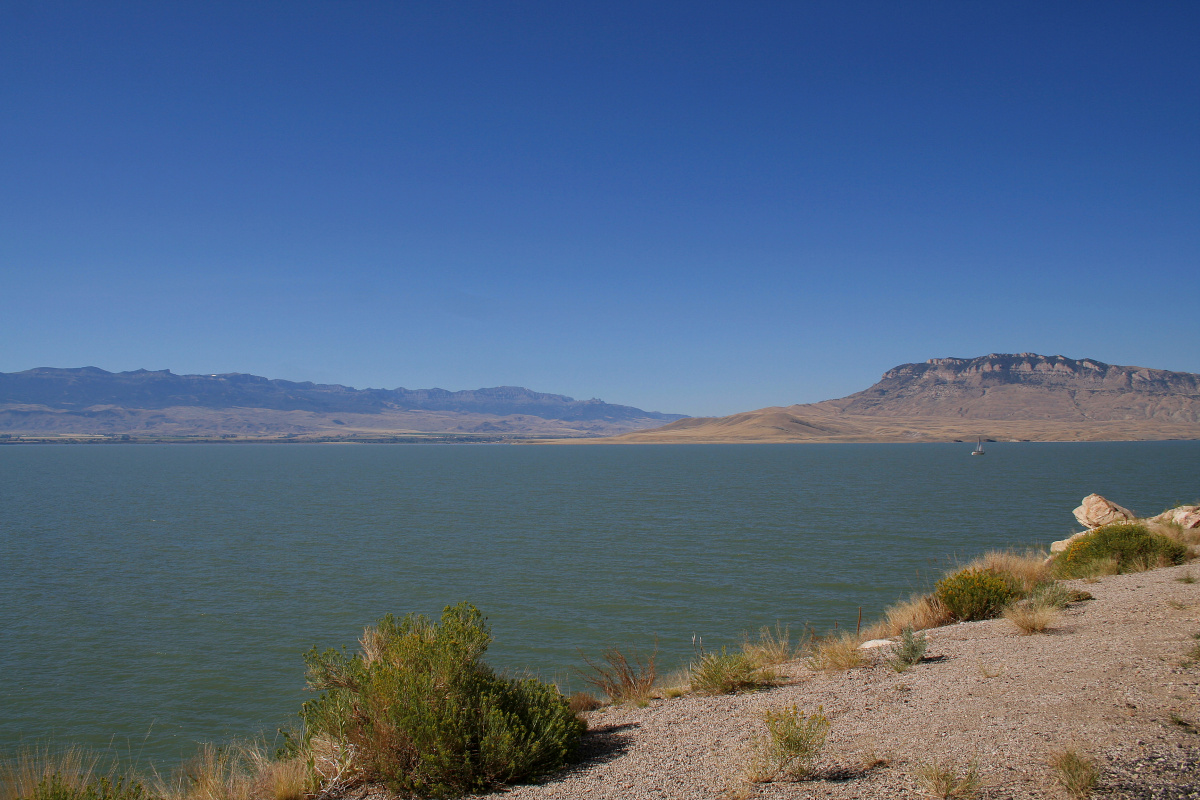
[
  {"left": 0, "top": 367, "right": 684, "bottom": 439},
  {"left": 593, "top": 354, "right": 1200, "bottom": 444}
]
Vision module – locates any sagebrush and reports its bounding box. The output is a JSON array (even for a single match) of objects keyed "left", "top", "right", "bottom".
[
  {"left": 884, "top": 627, "right": 927, "bottom": 672},
  {"left": 301, "top": 602, "right": 583, "bottom": 798},
  {"left": 1053, "top": 523, "right": 1190, "bottom": 578},
  {"left": 745, "top": 706, "right": 829, "bottom": 783},
  {"left": 935, "top": 568, "right": 1018, "bottom": 622}
]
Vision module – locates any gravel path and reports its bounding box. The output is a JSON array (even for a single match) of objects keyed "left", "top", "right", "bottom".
[{"left": 479, "top": 564, "right": 1200, "bottom": 799}]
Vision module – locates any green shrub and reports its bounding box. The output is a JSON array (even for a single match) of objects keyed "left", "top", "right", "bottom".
[
  {"left": 935, "top": 568, "right": 1018, "bottom": 621},
  {"left": 1053, "top": 523, "right": 1190, "bottom": 579},
  {"left": 744, "top": 705, "right": 829, "bottom": 783},
  {"left": 884, "top": 627, "right": 928, "bottom": 672},
  {"left": 301, "top": 602, "right": 583, "bottom": 798},
  {"left": 689, "top": 648, "right": 776, "bottom": 695}
]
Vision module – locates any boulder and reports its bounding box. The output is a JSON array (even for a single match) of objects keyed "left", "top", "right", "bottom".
[
  {"left": 859, "top": 639, "right": 894, "bottom": 650},
  {"left": 1150, "top": 505, "right": 1200, "bottom": 529},
  {"left": 1072, "top": 494, "right": 1136, "bottom": 530},
  {"left": 1051, "top": 531, "right": 1090, "bottom": 554}
]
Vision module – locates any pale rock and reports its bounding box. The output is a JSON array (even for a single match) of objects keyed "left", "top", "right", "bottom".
[
  {"left": 859, "top": 639, "right": 894, "bottom": 650},
  {"left": 1150, "top": 505, "right": 1200, "bottom": 529},
  {"left": 1072, "top": 493, "right": 1136, "bottom": 530},
  {"left": 1051, "top": 531, "right": 1090, "bottom": 554}
]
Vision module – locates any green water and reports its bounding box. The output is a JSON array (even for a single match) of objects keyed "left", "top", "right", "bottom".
[{"left": 2, "top": 441, "right": 1197, "bottom": 767}]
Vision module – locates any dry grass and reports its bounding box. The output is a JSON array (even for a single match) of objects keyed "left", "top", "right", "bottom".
[
  {"left": 579, "top": 644, "right": 658, "bottom": 706},
  {"left": 915, "top": 757, "right": 981, "bottom": 798},
  {"left": 1003, "top": 601, "right": 1058, "bottom": 635},
  {"left": 568, "top": 691, "right": 603, "bottom": 715},
  {"left": 0, "top": 742, "right": 313, "bottom": 800},
  {"left": 865, "top": 594, "right": 953, "bottom": 639},
  {"left": 963, "top": 550, "right": 1050, "bottom": 594},
  {"left": 1047, "top": 749, "right": 1098, "bottom": 799},
  {"left": 977, "top": 661, "right": 1004, "bottom": 679},
  {"left": 806, "top": 632, "right": 867, "bottom": 672},
  {"left": 741, "top": 622, "right": 799, "bottom": 667},
  {"left": 155, "top": 741, "right": 313, "bottom": 800},
  {"left": 690, "top": 649, "right": 778, "bottom": 695},
  {"left": 0, "top": 746, "right": 103, "bottom": 800},
  {"left": 657, "top": 668, "right": 692, "bottom": 699}
]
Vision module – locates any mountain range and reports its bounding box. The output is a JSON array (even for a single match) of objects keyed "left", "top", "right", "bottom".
[
  {"left": 0, "top": 368, "right": 685, "bottom": 440},
  {"left": 4, "top": 354, "right": 1199, "bottom": 443},
  {"left": 595, "top": 353, "right": 1200, "bottom": 443}
]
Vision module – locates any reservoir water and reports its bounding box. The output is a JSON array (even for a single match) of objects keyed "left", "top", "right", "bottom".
[{"left": 2, "top": 441, "right": 1198, "bottom": 768}]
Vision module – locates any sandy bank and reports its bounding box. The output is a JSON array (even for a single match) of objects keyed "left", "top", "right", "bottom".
[{"left": 475, "top": 565, "right": 1200, "bottom": 799}]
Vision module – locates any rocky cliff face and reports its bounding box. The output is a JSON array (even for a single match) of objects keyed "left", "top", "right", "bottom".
[{"left": 831, "top": 353, "right": 1200, "bottom": 422}]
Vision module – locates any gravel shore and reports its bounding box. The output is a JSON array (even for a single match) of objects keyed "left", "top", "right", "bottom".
[{"left": 477, "top": 563, "right": 1200, "bottom": 799}]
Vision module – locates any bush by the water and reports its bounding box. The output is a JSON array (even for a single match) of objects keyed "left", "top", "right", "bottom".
[
  {"left": 935, "top": 568, "right": 1018, "bottom": 622},
  {"left": 301, "top": 602, "right": 583, "bottom": 798},
  {"left": 1053, "top": 523, "right": 1191, "bottom": 578}
]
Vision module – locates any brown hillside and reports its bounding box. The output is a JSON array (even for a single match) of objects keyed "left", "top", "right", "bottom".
[{"left": 584, "top": 354, "right": 1200, "bottom": 444}]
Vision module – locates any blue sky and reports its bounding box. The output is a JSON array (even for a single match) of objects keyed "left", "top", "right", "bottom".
[{"left": 2, "top": 1, "right": 1197, "bottom": 416}]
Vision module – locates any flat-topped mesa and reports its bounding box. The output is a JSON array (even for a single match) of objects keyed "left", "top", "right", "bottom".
[
  {"left": 835, "top": 353, "right": 1200, "bottom": 422},
  {"left": 881, "top": 353, "right": 1197, "bottom": 390}
]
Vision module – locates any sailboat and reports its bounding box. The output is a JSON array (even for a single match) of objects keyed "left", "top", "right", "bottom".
[{"left": 971, "top": 437, "right": 986, "bottom": 456}]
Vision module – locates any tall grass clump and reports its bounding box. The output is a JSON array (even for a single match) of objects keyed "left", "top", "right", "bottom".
[
  {"left": 806, "top": 632, "right": 867, "bottom": 672},
  {"left": 1, "top": 748, "right": 149, "bottom": 800},
  {"left": 1003, "top": 600, "right": 1057, "bottom": 635},
  {"left": 867, "top": 594, "right": 952, "bottom": 639},
  {"left": 915, "top": 758, "right": 980, "bottom": 798},
  {"left": 744, "top": 706, "right": 829, "bottom": 783},
  {"left": 301, "top": 602, "right": 583, "bottom": 799},
  {"left": 578, "top": 643, "right": 657, "bottom": 706},
  {"left": 158, "top": 740, "right": 314, "bottom": 800},
  {"left": 935, "top": 568, "right": 1018, "bottom": 622},
  {"left": 1053, "top": 523, "right": 1190, "bottom": 579},
  {"left": 690, "top": 648, "right": 777, "bottom": 695},
  {"left": 741, "top": 623, "right": 798, "bottom": 668},
  {"left": 1048, "top": 749, "right": 1097, "bottom": 799}
]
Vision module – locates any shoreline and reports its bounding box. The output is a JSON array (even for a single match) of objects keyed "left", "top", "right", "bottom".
[
  {"left": 3, "top": 435, "right": 1199, "bottom": 446},
  {"left": 483, "top": 563, "right": 1200, "bottom": 800}
]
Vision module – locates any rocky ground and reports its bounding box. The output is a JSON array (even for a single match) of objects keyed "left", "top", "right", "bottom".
[{"left": 476, "top": 563, "right": 1200, "bottom": 799}]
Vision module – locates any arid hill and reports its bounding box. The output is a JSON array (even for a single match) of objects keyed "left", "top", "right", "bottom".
[
  {"left": 0, "top": 367, "right": 685, "bottom": 440},
  {"left": 592, "top": 354, "right": 1200, "bottom": 444}
]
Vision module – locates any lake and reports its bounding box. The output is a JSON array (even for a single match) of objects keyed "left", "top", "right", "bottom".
[{"left": 2, "top": 441, "right": 1197, "bottom": 768}]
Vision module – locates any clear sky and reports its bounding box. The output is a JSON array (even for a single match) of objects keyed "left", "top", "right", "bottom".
[{"left": 2, "top": 2, "right": 1197, "bottom": 416}]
